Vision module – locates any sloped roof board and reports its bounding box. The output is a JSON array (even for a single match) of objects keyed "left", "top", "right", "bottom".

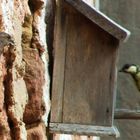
[{"left": 65, "top": 0, "right": 131, "bottom": 42}]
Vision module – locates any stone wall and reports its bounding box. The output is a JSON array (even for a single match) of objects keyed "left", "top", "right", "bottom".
[{"left": 0, "top": 0, "right": 49, "bottom": 139}]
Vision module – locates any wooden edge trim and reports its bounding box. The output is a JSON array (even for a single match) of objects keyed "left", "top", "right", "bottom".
[
  {"left": 64, "top": 0, "right": 131, "bottom": 42},
  {"left": 49, "top": 123, "right": 120, "bottom": 138},
  {"left": 115, "top": 109, "right": 140, "bottom": 119}
]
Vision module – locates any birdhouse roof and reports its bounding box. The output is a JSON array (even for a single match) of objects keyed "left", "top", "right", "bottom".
[{"left": 65, "top": 0, "right": 131, "bottom": 42}]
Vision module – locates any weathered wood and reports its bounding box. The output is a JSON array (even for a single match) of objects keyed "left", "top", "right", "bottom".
[
  {"left": 50, "top": 0, "right": 130, "bottom": 137},
  {"left": 64, "top": 0, "right": 130, "bottom": 42},
  {"left": 114, "top": 109, "right": 140, "bottom": 119},
  {"left": 62, "top": 6, "right": 119, "bottom": 126},
  {"left": 50, "top": 123, "right": 120, "bottom": 138},
  {"left": 50, "top": 0, "right": 68, "bottom": 122}
]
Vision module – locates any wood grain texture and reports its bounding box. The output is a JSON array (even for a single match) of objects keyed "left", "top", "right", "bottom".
[
  {"left": 50, "top": 0, "right": 120, "bottom": 134},
  {"left": 50, "top": 123, "right": 120, "bottom": 138},
  {"left": 64, "top": 0, "right": 130, "bottom": 42},
  {"left": 62, "top": 6, "right": 119, "bottom": 126},
  {"left": 50, "top": 0, "right": 68, "bottom": 122}
]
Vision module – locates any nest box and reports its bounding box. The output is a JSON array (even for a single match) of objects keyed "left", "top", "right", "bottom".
[{"left": 50, "top": 0, "right": 130, "bottom": 137}]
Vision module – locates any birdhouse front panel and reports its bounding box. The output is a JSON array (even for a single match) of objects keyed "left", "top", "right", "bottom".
[
  {"left": 62, "top": 12, "right": 119, "bottom": 126},
  {"left": 50, "top": 0, "right": 130, "bottom": 137}
]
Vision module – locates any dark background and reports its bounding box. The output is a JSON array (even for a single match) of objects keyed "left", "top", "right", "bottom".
[{"left": 101, "top": 0, "right": 140, "bottom": 140}]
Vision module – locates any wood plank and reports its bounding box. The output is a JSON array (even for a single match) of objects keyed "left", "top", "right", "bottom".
[
  {"left": 64, "top": 0, "right": 130, "bottom": 42},
  {"left": 115, "top": 109, "right": 140, "bottom": 120},
  {"left": 50, "top": 0, "right": 68, "bottom": 122},
  {"left": 62, "top": 8, "right": 119, "bottom": 126},
  {"left": 49, "top": 123, "right": 120, "bottom": 138}
]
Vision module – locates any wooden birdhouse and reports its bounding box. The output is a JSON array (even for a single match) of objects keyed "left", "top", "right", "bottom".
[{"left": 50, "top": 0, "right": 130, "bottom": 137}]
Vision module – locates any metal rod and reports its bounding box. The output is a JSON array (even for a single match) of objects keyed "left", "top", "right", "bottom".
[{"left": 114, "top": 109, "right": 140, "bottom": 120}]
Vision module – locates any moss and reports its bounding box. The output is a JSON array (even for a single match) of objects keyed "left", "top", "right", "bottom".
[{"left": 22, "top": 14, "right": 33, "bottom": 49}]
